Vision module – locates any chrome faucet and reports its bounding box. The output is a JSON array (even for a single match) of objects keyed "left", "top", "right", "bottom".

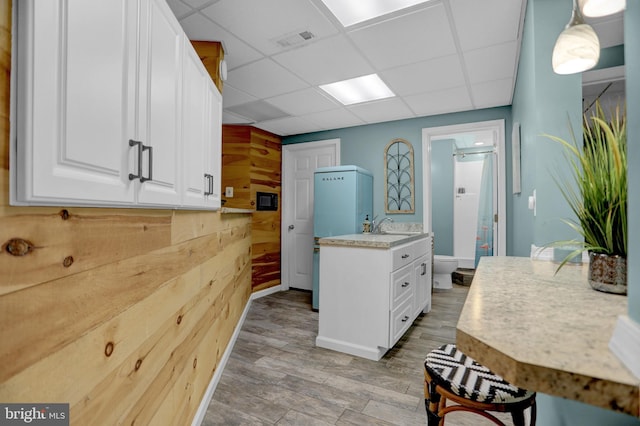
[{"left": 373, "top": 216, "right": 393, "bottom": 234}]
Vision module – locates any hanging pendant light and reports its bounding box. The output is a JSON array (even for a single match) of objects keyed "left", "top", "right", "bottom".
[
  {"left": 578, "top": 0, "right": 625, "bottom": 17},
  {"left": 552, "top": 0, "right": 600, "bottom": 75}
]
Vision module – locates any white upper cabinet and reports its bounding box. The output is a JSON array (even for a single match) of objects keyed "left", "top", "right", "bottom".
[
  {"left": 13, "top": 0, "right": 222, "bottom": 210},
  {"left": 181, "top": 43, "right": 221, "bottom": 209},
  {"left": 15, "top": 0, "right": 137, "bottom": 205}
]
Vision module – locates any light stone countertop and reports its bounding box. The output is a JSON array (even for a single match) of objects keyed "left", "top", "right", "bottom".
[
  {"left": 318, "top": 232, "right": 428, "bottom": 249},
  {"left": 456, "top": 256, "right": 639, "bottom": 417},
  {"left": 220, "top": 207, "right": 254, "bottom": 214}
]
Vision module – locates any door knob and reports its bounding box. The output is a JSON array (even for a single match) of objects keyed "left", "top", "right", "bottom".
[{"left": 288, "top": 225, "right": 295, "bottom": 230}]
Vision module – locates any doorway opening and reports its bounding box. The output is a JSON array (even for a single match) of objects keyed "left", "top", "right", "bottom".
[{"left": 422, "top": 120, "right": 506, "bottom": 268}]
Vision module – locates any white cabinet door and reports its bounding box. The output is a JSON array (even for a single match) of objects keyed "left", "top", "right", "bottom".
[
  {"left": 181, "top": 44, "right": 209, "bottom": 207},
  {"left": 15, "top": 0, "right": 137, "bottom": 205},
  {"left": 180, "top": 43, "right": 222, "bottom": 209},
  {"left": 135, "top": 0, "right": 183, "bottom": 206},
  {"left": 414, "top": 254, "right": 431, "bottom": 315},
  {"left": 204, "top": 81, "right": 222, "bottom": 209}
]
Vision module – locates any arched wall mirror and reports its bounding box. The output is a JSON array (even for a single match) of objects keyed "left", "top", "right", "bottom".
[{"left": 384, "top": 138, "right": 414, "bottom": 214}]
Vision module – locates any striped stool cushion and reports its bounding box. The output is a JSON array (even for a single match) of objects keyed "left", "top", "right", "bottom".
[{"left": 425, "top": 344, "right": 534, "bottom": 404}]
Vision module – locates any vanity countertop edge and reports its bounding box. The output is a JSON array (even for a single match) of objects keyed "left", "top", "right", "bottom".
[{"left": 318, "top": 232, "right": 429, "bottom": 249}]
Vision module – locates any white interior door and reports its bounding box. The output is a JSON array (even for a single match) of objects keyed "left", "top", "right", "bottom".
[{"left": 282, "top": 140, "right": 340, "bottom": 290}]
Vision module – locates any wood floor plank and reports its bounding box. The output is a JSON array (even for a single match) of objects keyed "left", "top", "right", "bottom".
[{"left": 205, "top": 285, "right": 520, "bottom": 425}]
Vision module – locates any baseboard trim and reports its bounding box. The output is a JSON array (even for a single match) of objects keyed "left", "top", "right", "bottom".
[
  {"left": 251, "top": 284, "right": 282, "bottom": 300},
  {"left": 191, "top": 285, "right": 282, "bottom": 425},
  {"left": 609, "top": 315, "right": 640, "bottom": 379}
]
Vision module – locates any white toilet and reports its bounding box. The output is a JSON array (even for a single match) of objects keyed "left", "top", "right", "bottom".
[{"left": 433, "top": 255, "right": 459, "bottom": 290}]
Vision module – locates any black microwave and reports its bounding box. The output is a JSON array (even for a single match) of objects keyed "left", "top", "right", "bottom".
[{"left": 256, "top": 192, "right": 278, "bottom": 211}]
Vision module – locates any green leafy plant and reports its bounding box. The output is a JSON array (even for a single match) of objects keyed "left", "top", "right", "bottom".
[{"left": 544, "top": 100, "right": 627, "bottom": 269}]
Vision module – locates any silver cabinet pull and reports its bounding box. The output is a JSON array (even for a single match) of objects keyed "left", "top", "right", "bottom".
[
  {"left": 129, "top": 139, "right": 153, "bottom": 182},
  {"left": 401, "top": 254, "right": 410, "bottom": 259},
  {"left": 401, "top": 315, "right": 410, "bottom": 322},
  {"left": 402, "top": 282, "right": 410, "bottom": 288},
  {"left": 204, "top": 173, "right": 213, "bottom": 195},
  {"left": 421, "top": 263, "right": 427, "bottom": 276}
]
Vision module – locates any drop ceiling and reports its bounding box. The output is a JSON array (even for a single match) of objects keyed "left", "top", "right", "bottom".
[{"left": 167, "top": 0, "right": 624, "bottom": 137}]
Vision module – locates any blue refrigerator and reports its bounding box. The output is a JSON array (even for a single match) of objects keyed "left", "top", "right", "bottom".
[{"left": 312, "top": 165, "right": 373, "bottom": 310}]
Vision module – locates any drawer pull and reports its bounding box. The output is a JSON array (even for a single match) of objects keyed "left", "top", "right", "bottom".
[
  {"left": 421, "top": 263, "right": 427, "bottom": 276},
  {"left": 401, "top": 254, "right": 410, "bottom": 259},
  {"left": 402, "top": 282, "right": 410, "bottom": 288},
  {"left": 401, "top": 315, "right": 410, "bottom": 322}
]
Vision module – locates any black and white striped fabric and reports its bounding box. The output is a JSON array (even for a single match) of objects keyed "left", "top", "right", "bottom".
[{"left": 424, "top": 344, "right": 535, "bottom": 404}]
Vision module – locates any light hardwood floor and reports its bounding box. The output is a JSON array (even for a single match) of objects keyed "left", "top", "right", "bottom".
[{"left": 202, "top": 285, "right": 513, "bottom": 425}]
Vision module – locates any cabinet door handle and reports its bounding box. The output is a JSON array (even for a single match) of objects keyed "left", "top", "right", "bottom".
[
  {"left": 421, "top": 263, "right": 427, "bottom": 276},
  {"left": 129, "top": 139, "right": 153, "bottom": 182},
  {"left": 401, "top": 254, "right": 410, "bottom": 259},
  {"left": 402, "top": 282, "right": 410, "bottom": 288},
  {"left": 204, "top": 173, "right": 213, "bottom": 195},
  {"left": 401, "top": 315, "right": 410, "bottom": 322}
]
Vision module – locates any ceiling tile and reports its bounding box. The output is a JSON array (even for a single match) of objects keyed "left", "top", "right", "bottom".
[
  {"left": 450, "top": 0, "right": 524, "bottom": 51},
  {"left": 348, "top": 5, "right": 457, "bottom": 70},
  {"left": 220, "top": 84, "right": 257, "bottom": 108},
  {"left": 381, "top": 55, "right": 465, "bottom": 96},
  {"left": 348, "top": 98, "right": 414, "bottom": 124},
  {"left": 272, "top": 35, "right": 374, "bottom": 85},
  {"left": 201, "top": 0, "right": 339, "bottom": 56},
  {"left": 226, "top": 100, "right": 291, "bottom": 122},
  {"left": 404, "top": 86, "right": 472, "bottom": 117},
  {"left": 303, "top": 108, "right": 365, "bottom": 130},
  {"left": 463, "top": 41, "right": 517, "bottom": 84},
  {"left": 222, "top": 110, "right": 255, "bottom": 125},
  {"left": 181, "top": 0, "right": 215, "bottom": 8},
  {"left": 178, "top": 13, "right": 262, "bottom": 69},
  {"left": 165, "top": 0, "right": 193, "bottom": 19},
  {"left": 266, "top": 88, "right": 339, "bottom": 116},
  {"left": 226, "top": 59, "right": 309, "bottom": 99},
  {"left": 257, "top": 116, "right": 322, "bottom": 136},
  {"left": 470, "top": 78, "right": 513, "bottom": 108}
]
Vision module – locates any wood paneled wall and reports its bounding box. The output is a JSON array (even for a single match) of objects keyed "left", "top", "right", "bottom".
[
  {"left": 0, "top": 2, "right": 251, "bottom": 424},
  {"left": 222, "top": 126, "right": 282, "bottom": 291}
]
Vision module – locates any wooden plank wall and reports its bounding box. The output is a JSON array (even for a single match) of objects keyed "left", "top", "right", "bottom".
[
  {"left": 250, "top": 129, "right": 282, "bottom": 291},
  {"left": 0, "top": 2, "right": 252, "bottom": 424},
  {"left": 221, "top": 126, "right": 281, "bottom": 292}
]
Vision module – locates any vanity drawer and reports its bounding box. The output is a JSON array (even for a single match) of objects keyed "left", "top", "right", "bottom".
[
  {"left": 391, "top": 238, "right": 428, "bottom": 271},
  {"left": 391, "top": 263, "right": 414, "bottom": 309},
  {"left": 390, "top": 297, "right": 414, "bottom": 345}
]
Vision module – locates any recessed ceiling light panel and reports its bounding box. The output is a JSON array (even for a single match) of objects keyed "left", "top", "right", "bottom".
[
  {"left": 320, "top": 0, "right": 431, "bottom": 27},
  {"left": 320, "top": 74, "right": 395, "bottom": 105}
]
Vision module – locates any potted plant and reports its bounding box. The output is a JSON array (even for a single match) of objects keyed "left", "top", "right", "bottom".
[{"left": 545, "top": 100, "right": 627, "bottom": 294}]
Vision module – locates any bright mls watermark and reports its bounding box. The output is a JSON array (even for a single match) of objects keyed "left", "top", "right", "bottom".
[{"left": 0, "top": 404, "right": 68, "bottom": 425}]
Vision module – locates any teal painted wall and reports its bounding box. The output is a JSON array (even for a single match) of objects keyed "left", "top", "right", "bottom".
[
  {"left": 626, "top": 0, "right": 640, "bottom": 324},
  {"left": 512, "top": 0, "right": 583, "bottom": 256},
  {"left": 431, "top": 140, "right": 454, "bottom": 255},
  {"left": 512, "top": 0, "right": 640, "bottom": 424},
  {"left": 283, "top": 108, "right": 513, "bottom": 237}
]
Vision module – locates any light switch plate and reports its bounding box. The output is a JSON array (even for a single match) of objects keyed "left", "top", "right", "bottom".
[{"left": 225, "top": 187, "right": 234, "bottom": 198}]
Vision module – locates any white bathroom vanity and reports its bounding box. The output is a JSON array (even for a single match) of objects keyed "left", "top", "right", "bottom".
[{"left": 315, "top": 232, "right": 432, "bottom": 361}]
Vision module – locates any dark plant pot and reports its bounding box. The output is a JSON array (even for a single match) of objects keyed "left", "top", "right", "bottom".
[{"left": 588, "top": 252, "right": 627, "bottom": 295}]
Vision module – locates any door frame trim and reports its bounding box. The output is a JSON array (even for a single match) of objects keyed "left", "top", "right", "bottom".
[
  {"left": 281, "top": 139, "right": 341, "bottom": 290},
  {"left": 421, "top": 119, "right": 506, "bottom": 258}
]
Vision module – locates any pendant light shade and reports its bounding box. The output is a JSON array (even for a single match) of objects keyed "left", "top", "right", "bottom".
[
  {"left": 552, "top": 0, "right": 600, "bottom": 75},
  {"left": 578, "top": 0, "right": 625, "bottom": 17}
]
